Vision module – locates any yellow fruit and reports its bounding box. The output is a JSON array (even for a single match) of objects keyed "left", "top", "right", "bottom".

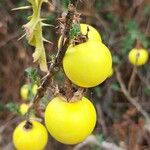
[
  {"left": 128, "top": 48, "right": 149, "bottom": 66},
  {"left": 13, "top": 120, "right": 48, "bottom": 150},
  {"left": 32, "top": 84, "right": 38, "bottom": 95},
  {"left": 19, "top": 103, "right": 29, "bottom": 115},
  {"left": 63, "top": 41, "right": 112, "bottom": 87},
  {"left": 80, "top": 23, "right": 102, "bottom": 42},
  {"left": 20, "top": 84, "right": 29, "bottom": 101},
  {"left": 58, "top": 23, "right": 102, "bottom": 48},
  {"left": 44, "top": 97, "right": 96, "bottom": 145}
]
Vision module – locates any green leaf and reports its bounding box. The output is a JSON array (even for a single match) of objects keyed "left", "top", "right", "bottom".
[
  {"left": 112, "top": 55, "right": 121, "bottom": 64},
  {"left": 0, "top": 104, "right": 5, "bottom": 112},
  {"left": 144, "top": 5, "right": 150, "bottom": 16},
  {"left": 25, "top": 67, "right": 40, "bottom": 84},
  {"left": 94, "top": 87, "right": 102, "bottom": 98},
  {"left": 6, "top": 102, "right": 20, "bottom": 114},
  {"left": 144, "top": 87, "right": 150, "bottom": 95},
  {"left": 111, "top": 83, "right": 120, "bottom": 91},
  {"left": 122, "top": 35, "right": 134, "bottom": 54},
  {"left": 127, "top": 20, "right": 138, "bottom": 31},
  {"left": 69, "top": 24, "right": 81, "bottom": 39},
  {"left": 95, "top": 134, "right": 104, "bottom": 143}
]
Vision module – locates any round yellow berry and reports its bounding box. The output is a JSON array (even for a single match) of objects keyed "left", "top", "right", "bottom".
[
  {"left": 44, "top": 97, "right": 97, "bottom": 145},
  {"left": 13, "top": 120, "right": 48, "bottom": 150},
  {"left": 63, "top": 41, "right": 112, "bottom": 87},
  {"left": 128, "top": 48, "right": 149, "bottom": 66}
]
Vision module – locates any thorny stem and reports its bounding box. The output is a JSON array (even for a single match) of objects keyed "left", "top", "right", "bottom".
[
  {"left": 115, "top": 67, "right": 150, "bottom": 122},
  {"left": 26, "top": 0, "right": 79, "bottom": 120}
]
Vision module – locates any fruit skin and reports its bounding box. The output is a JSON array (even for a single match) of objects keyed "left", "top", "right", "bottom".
[
  {"left": 80, "top": 23, "right": 102, "bottom": 42},
  {"left": 13, "top": 120, "right": 48, "bottom": 150},
  {"left": 45, "top": 97, "right": 97, "bottom": 145},
  {"left": 63, "top": 41, "right": 112, "bottom": 87},
  {"left": 20, "top": 84, "right": 29, "bottom": 101},
  {"left": 19, "top": 103, "right": 29, "bottom": 115},
  {"left": 128, "top": 48, "right": 149, "bottom": 66}
]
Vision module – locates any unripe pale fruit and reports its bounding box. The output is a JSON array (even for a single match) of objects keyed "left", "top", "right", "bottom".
[
  {"left": 20, "top": 84, "right": 29, "bottom": 101},
  {"left": 19, "top": 103, "right": 29, "bottom": 115},
  {"left": 13, "top": 120, "right": 48, "bottom": 150},
  {"left": 44, "top": 97, "right": 97, "bottom": 145},
  {"left": 128, "top": 48, "right": 149, "bottom": 66},
  {"left": 32, "top": 84, "right": 38, "bottom": 95},
  {"left": 63, "top": 41, "right": 112, "bottom": 87}
]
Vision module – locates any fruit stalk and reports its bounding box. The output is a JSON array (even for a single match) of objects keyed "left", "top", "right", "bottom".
[{"left": 26, "top": 0, "right": 79, "bottom": 119}]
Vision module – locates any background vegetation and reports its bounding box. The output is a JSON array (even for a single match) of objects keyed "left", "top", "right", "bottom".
[{"left": 0, "top": 0, "right": 150, "bottom": 149}]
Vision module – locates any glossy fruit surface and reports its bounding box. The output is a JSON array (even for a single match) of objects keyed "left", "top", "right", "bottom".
[
  {"left": 45, "top": 97, "right": 96, "bottom": 145},
  {"left": 13, "top": 120, "right": 48, "bottom": 150},
  {"left": 20, "top": 84, "right": 29, "bottom": 100},
  {"left": 63, "top": 41, "right": 112, "bottom": 87},
  {"left": 128, "top": 48, "right": 149, "bottom": 66},
  {"left": 19, "top": 103, "right": 29, "bottom": 115}
]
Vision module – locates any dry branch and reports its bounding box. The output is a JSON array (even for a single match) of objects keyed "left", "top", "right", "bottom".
[
  {"left": 115, "top": 67, "right": 150, "bottom": 123},
  {"left": 74, "top": 135, "right": 126, "bottom": 150}
]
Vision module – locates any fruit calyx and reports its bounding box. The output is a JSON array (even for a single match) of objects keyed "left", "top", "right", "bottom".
[
  {"left": 71, "top": 27, "right": 90, "bottom": 46},
  {"left": 24, "top": 121, "right": 33, "bottom": 130},
  {"left": 58, "top": 88, "right": 85, "bottom": 103}
]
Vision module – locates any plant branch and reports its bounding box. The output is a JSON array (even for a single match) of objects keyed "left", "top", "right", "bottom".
[
  {"left": 128, "top": 66, "right": 137, "bottom": 94},
  {"left": 26, "top": 0, "right": 79, "bottom": 119},
  {"left": 115, "top": 67, "right": 150, "bottom": 122},
  {"left": 74, "top": 135, "right": 126, "bottom": 150}
]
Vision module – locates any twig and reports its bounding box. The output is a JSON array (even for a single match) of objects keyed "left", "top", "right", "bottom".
[
  {"left": 145, "top": 16, "right": 150, "bottom": 36},
  {"left": 96, "top": 104, "right": 108, "bottom": 137},
  {"left": 26, "top": 0, "right": 79, "bottom": 119},
  {"left": 128, "top": 66, "right": 137, "bottom": 94},
  {"left": 74, "top": 135, "right": 126, "bottom": 150},
  {"left": 115, "top": 67, "right": 150, "bottom": 122}
]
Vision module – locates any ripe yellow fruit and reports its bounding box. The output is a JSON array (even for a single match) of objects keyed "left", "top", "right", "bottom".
[
  {"left": 44, "top": 97, "right": 96, "bottom": 145},
  {"left": 128, "top": 48, "right": 149, "bottom": 66},
  {"left": 13, "top": 120, "right": 48, "bottom": 150},
  {"left": 63, "top": 41, "right": 112, "bottom": 87},
  {"left": 32, "top": 84, "right": 38, "bottom": 95},
  {"left": 20, "top": 84, "right": 29, "bottom": 101},
  {"left": 19, "top": 103, "right": 29, "bottom": 115},
  {"left": 80, "top": 23, "right": 102, "bottom": 42}
]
